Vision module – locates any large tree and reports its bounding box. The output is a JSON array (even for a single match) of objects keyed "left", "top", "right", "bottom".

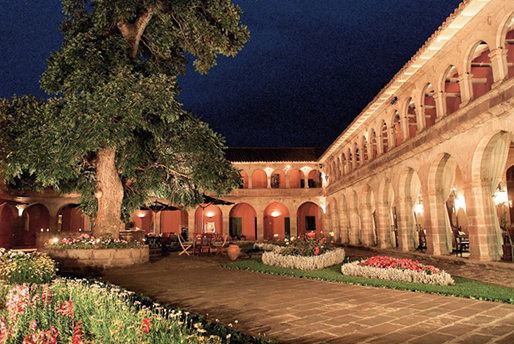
[{"left": 1, "top": 0, "right": 249, "bottom": 237}]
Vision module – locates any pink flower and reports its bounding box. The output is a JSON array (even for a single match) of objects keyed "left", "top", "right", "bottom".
[
  {"left": 72, "top": 322, "right": 84, "bottom": 344},
  {"left": 56, "top": 300, "right": 75, "bottom": 318}
]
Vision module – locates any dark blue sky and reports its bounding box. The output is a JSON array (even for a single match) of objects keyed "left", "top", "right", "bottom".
[{"left": 1, "top": 0, "right": 463, "bottom": 147}]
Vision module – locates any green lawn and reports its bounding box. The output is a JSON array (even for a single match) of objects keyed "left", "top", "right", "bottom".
[{"left": 222, "top": 259, "right": 514, "bottom": 304}]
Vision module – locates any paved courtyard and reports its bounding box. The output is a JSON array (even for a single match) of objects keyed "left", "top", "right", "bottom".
[{"left": 102, "top": 254, "right": 514, "bottom": 344}]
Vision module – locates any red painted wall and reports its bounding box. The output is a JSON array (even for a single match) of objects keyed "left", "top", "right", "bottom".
[
  {"left": 263, "top": 203, "right": 289, "bottom": 240},
  {"left": 289, "top": 169, "right": 303, "bottom": 188},
  {"left": 252, "top": 169, "right": 267, "bottom": 188},
  {"left": 195, "top": 205, "right": 222, "bottom": 233},
  {"left": 297, "top": 202, "right": 321, "bottom": 237},
  {"left": 60, "top": 207, "right": 84, "bottom": 232},
  {"left": 0, "top": 205, "right": 15, "bottom": 249},
  {"left": 230, "top": 203, "right": 257, "bottom": 239},
  {"left": 471, "top": 47, "right": 493, "bottom": 99},
  {"left": 161, "top": 210, "right": 188, "bottom": 234}
]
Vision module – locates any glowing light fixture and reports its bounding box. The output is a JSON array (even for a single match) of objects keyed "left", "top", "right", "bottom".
[
  {"left": 16, "top": 204, "right": 27, "bottom": 217},
  {"left": 273, "top": 233, "right": 279, "bottom": 238},
  {"left": 271, "top": 211, "right": 281, "bottom": 218},
  {"left": 493, "top": 187, "right": 509, "bottom": 206},
  {"left": 137, "top": 212, "right": 146, "bottom": 218},
  {"left": 51, "top": 237, "right": 59, "bottom": 244},
  {"left": 454, "top": 194, "right": 466, "bottom": 212},
  {"left": 206, "top": 211, "right": 215, "bottom": 218},
  {"left": 414, "top": 202, "right": 424, "bottom": 215}
]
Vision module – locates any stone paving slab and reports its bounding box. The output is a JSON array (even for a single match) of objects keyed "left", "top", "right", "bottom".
[{"left": 102, "top": 254, "right": 514, "bottom": 344}]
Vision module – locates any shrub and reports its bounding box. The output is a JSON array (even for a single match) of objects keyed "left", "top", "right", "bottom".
[
  {"left": 279, "top": 232, "right": 334, "bottom": 257},
  {"left": 45, "top": 233, "right": 143, "bottom": 249},
  {"left": 341, "top": 256, "right": 455, "bottom": 286},
  {"left": 0, "top": 249, "right": 57, "bottom": 285},
  {"left": 262, "top": 248, "right": 345, "bottom": 270}
]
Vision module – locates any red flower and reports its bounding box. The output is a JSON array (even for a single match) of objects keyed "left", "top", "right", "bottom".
[
  {"left": 313, "top": 246, "right": 320, "bottom": 255},
  {"left": 72, "top": 322, "right": 84, "bottom": 344},
  {"left": 142, "top": 318, "right": 151, "bottom": 334},
  {"left": 56, "top": 300, "right": 75, "bottom": 319}
]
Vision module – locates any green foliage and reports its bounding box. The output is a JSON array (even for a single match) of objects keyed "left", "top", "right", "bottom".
[
  {"left": 0, "top": 250, "right": 57, "bottom": 285},
  {"left": 0, "top": 0, "right": 249, "bottom": 221},
  {"left": 223, "top": 259, "right": 514, "bottom": 304},
  {"left": 279, "top": 232, "right": 334, "bottom": 256},
  {"left": 45, "top": 233, "right": 144, "bottom": 249}
]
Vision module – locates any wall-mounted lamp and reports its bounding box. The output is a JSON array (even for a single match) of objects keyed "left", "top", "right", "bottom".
[
  {"left": 137, "top": 212, "right": 146, "bottom": 218},
  {"left": 414, "top": 195, "right": 424, "bottom": 215},
  {"left": 271, "top": 211, "right": 281, "bottom": 218},
  {"left": 454, "top": 194, "right": 466, "bottom": 212},
  {"left": 206, "top": 211, "right": 215, "bottom": 218},
  {"left": 493, "top": 184, "right": 510, "bottom": 206}
]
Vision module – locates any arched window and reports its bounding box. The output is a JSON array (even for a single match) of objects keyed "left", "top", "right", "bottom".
[
  {"left": 406, "top": 98, "right": 417, "bottom": 138},
  {"left": 392, "top": 112, "right": 402, "bottom": 146},
  {"left": 348, "top": 148, "right": 353, "bottom": 171},
  {"left": 362, "top": 136, "right": 368, "bottom": 162},
  {"left": 469, "top": 41, "right": 493, "bottom": 99},
  {"left": 370, "top": 129, "right": 378, "bottom": 159},
  {"left": 504, "top": 15, "right": 514, "bottom": 79},
  {"left": 354, "top": 143, "right": 360, "bottom": 167},
  {"left": 423, "top": 83, "right": 437, "bottom": 128},
  {"left": 381, "top": 121, "right": 389, "bottom": 153},
  {"left": 443, "top": 65, "right": 461, "bottom": 116}
]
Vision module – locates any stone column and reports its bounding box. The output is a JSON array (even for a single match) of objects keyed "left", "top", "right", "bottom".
[
  {"left": 489, "top": 47, "right": 508, "bottom": 87},
  {"left": 359, "top": 200, "right": 374, "bottom": 246},
  {"left": 266, "top": 174, "right": 271, "bottom": 189},
  {"left": 464, "top": 181, "right": 502, "bottom": 261},
  {"left": 154, "top": 211, "right": 162, "bottom": 234},
  {"left": 187, "top": 209, "right": 196, "bottom": 237},
  {"left": 222, "top": 209, "right": 230, "bottom": 236},
  {"left": 304, "top": 175, "right": 310, "bottom": 189},
  {"left": 397, "top": 196, "right": 415, "bottom": 251},
  {"left": 434, "top": 92, "right": 446, "bottom": 121},
  {"left": 256, "top": 209, "right": 264, "bottom": 240},
  {"left": 426, "top": 186, "right": 449, "bottom": 256},
  {"left": 401, "top": 113, "right": 410, "bottom": 142},
  {"left": 376, "top": 201, "right": 392, "bottom": 249},
  {"left": 458, "top": 73, "right": 473, "bottom": 107},
  {"left": 285, "top": 171, "right": 291, "bottom": 188},
  {"left": 248, "top": 170, "right": 253, "bottom": 189}
]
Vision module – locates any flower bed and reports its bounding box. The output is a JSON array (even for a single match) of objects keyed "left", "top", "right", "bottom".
[
  {"left": 45, "top": 234, "right": 143, "bottom": 249},
  {"left": 341, "top": 256, "right": 454, "bottom": 286},
  {"left": 262, "top": 248, "right": 345, "bottom": 270},
  {"left": 0, "top": 250, "right": 57, "bottom": 285},
  {"left": 0, "top": 279, "right": 225, "bottom": 343}
]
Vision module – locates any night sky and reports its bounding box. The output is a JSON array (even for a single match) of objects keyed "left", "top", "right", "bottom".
[{"left": 1, "top": 0, "right": 463, "bottom": 148}]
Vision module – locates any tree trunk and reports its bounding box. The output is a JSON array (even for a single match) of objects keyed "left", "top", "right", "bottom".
[{"left": 93, "top": 147, "right": 124, "bottom": 239}]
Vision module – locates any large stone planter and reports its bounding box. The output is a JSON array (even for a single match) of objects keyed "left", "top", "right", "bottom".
[{"left": 43, "top": 246, "right": 149, "bottom": 275}]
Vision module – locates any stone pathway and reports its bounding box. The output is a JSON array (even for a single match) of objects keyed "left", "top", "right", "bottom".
[{"left": 102, "top": 254, "right": 514, "bottom": 343}]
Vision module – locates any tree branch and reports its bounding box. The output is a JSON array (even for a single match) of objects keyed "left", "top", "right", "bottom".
[
  {"left": 135, "top": 163, "right": 191, "bottom": 179},
  {"left": 117, "top": 7, "right": 156, "bottom": 59}
]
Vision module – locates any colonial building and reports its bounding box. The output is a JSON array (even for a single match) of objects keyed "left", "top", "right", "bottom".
[{"left": 1, "top": 0, "right": 513, "bottom": 261}]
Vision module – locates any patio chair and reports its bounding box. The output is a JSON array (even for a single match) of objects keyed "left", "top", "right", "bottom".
[
  {"left": 212, "top": 234, "right": 229, "bottom": 255},
  {"left": 177, "top": 234, "right": 192, "bottom": 256},
  {"left": 196, "top": 234, "right": 213, "bottom": 256},
  {"left": 451, "top": 226, "right": 469, "bottom": 257}
]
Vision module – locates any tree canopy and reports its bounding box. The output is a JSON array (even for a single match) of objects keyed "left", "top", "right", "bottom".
[{"left": 1, "top": 0, "right": 249, "bottom": 235}]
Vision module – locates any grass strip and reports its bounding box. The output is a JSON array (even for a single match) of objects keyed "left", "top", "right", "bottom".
[{"left": 222, "top": 259, "right": 514, "bottom": 304}]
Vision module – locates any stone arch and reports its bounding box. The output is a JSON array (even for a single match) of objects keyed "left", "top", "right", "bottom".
[
  {"left": 361, "top": 135, "right": 369, "bottom": 163},
  {"left": 381, "top": 120, "right": 389, "bottom": 153},
  {"left": 392, "top": 111, "right": 402, "bottom": 147},
  {"left": 377, "top": 178, "right": 396, "bottom": 248},
  {"left": 251, "top": 169, "right": 267, "bottom": 189},
  {"left": 0, "top": 204, "right": 17, "bottom": 249},
  {"left": 271, "top": 169, "right": 286, "bottom": 189},
  {"left": 23, "top": 203, "right": 50, "bottom": 247},
  {"left": 339, "top": 193, "right": 350, "bottom": 244},
  {"left": 405, "top": 97, "right": 418, "bottom": 138},
  {"left": 289, "top": 169, "right": 304, "bottom": 188},
  {"left": 428, "top": 153, "right": 465, "bottom": 255},
  {"left": 397, "top": 168, "right": 422, "bottom": 251},
  {"left": 499, "top": 13, "right": 514, "bottom": 79},
  {"left": 263, "top": 202, "right": 290, "bottom": 240},
  {"left": 297, "top": 201, "right": 322, "bottom": 237},
  {"left": 467, "top": 41, "right": 494, "bottom": 100},
  {"left": 341, "top": 153, "right": 347, "bottom": 175},
  {"left": 347, "top": 190, "right": 361, "bottom": 245},
  {"left": 470, "top": 131, "right": 514, "bottom": 260},
  {"left": 441, "top": 65, "right": 461, "bottom": 116},
  {"left": 229, "top": 203, "right": 257, "bottom": 240},
  {"left": 354, "top": 142, "right": 360, "bottom": 168},
  {"left": 57, "top": 204, "right": 85, "bottom": 232},
  {"left": 195, "top": 204, "right": 222, "bottom": 234},
  {"left": 308, "top": 169, "right": 322, "bottom": 188},
  {"left": 369, "top": 128, "right": 378, "bottom": 159},
  {"left": 347, "top": 147, "right": 353, "bottom": 172},
  {"left": 422, "top": 83, "right": 437, "bottom": 129},
  {"left": 329, "top": 198, "right": 341, "bottom": 241}
]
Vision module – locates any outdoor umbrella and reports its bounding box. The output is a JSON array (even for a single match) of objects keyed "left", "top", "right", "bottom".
[
  {"left": 199, "top": 195, "right": 234, "bottom": 233},
  {"left": 140, "top": 201, "right": 180, "bottom": 233}
]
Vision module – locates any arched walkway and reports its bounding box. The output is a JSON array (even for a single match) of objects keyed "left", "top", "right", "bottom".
[
  {"left": 289, "top": 169, "right": 304, "bottom": 188},
  {"left": 195, "top": 205, "right": 222, "bottom": 234},
  {"left": 271, "top": 170, "right": 286, "bottom": 189},
  {"left": 58, "top": 204, "right": 85, "bottom": 232},
  {"left": 23, "top": 204, "right": 50, "bottom": 247},
  {"left": 398, "top": 168, "right": 422, "bottom": 251},
  {"left": 252, "top": 170, "right": 267, "bottom": 189},
  {"left": 229, "top": 203, "right": 257, "bottom": 240},
  {"left": 161, "top": 209, "right": 188, "bottom": 234},
  {"left": 263, "top": 202, "right": 289, "bottom": 240},
  {"left": 469, "top": 42, "right": 494, "bottom": 100},
  {"left": 297, "top": 202, "right": 321, "bottom": 237},
  {"left": 0, "top": 204, "right": 16, "bottom": 249}
]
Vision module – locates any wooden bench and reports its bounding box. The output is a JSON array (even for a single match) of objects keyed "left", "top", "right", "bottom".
[{"left": 452, "top": 227, "right": 469, "bottom": 257}]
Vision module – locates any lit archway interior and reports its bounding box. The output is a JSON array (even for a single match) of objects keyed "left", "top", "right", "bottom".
[
  {"left": 23, "top": 204, "right": 50, "bottom": 247},
  {"left": 229, "top": 203, "right": 257, "bottom": 239},
  {"left": 297, "top": 202, "right": 321, "bottom": 237},
  {"left": 263, "top": 202, "right": 290, "bottom": 240},
  {"left": 289, "top": 169, "right": 304, "bottom": 188},
  {"left": 132, "top": 210, "right": 153, "bottom": 232},
  {"left": 161, "top": 209, "right": 188, "bottom": 234},
  {"left": 271, "top": 170, "right": 286, "bottom": 188},
  {"left": 252, "top": 169, "right": 267, "bottom": 189},
  {"left": 58, "top": 205, "right": 85, "bottom": 232},
  {"left": 195, "top": 204, "right": 222, "bottom": 233},
  {"left": 308, "top": 170, "right": 321, "bottom": 188}
]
